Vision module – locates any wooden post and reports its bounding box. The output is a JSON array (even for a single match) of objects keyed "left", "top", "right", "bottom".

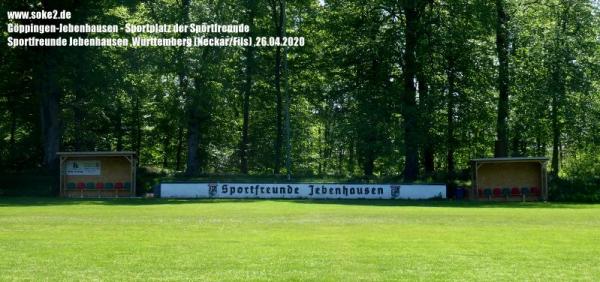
[
  {"left": 59, "top": 156, "right": 64, "bottom": 197},
  {"left": 123, "top": 154, "right": 136, "bottom": 198},
  {"left": 542, "top": 161, "right": 548, "bottom": 201},
  {"left": 475, "top": 163, "right": 482, "bottom": 201},
  {"left": 471, "top": 161, "right": 476, "bottom": 200},
  {"left": 130, "top": 154, "right": 136, "bottom": 197}
]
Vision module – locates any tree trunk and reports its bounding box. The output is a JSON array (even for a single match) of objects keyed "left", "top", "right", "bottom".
[
  {"left": 323, "top": 118, "right": 331, "bottom": 172},
  {"left": 133, "top": 91, "right": 142, "bottom": 161},
  {"left": 416, "top": 5, "right": 434, "bottom": 175},
  {"left": 551, "top": 85, "right": 561, "bottom": 178},
  {"left": 73, "top": 95, "right": 85, "bottom": 150},
  {"left": 550, "top": 61, "right": 562, "bottom": 179},
  {"left": 494, "top": 0, "right": 510, "bottom": 157},
  {"left": 347, "top": 138, "right": 355, "bottom": 175},
  {"left": 281, "top": 0, "right": 292, "bottom": 179},
  {"left": 37, "top": 0, "right": 64, "bottom": 173},
  {"left": 186, "top": 109, "right": 200, "bottom": 175},
  {"left": 9, "top": 93, "right": 17, "bottom": 164},
  {"left": 162, "top": 132, "right": 171, "bottom": 168},
  {"left": 550, "top": 3, "right": 570, "bottom": 179},
  {"left": 274, "top": 46, "right": 283, "bottom": 175},
  {"left": 185, "top": 75, "right": 209, "bottom": 175},
  {"left": 318, "top": 126, "right": 323, "bottom": 175},
  {"left": 240, "top": 49, "right": 252, "bottom": 174},
  {"left": 417, "top": 73, "right": 434, "bottom": 174},
  {"left": 271, "top": 0, "right": 285, "bottom": 175},
  {"left": 183, "top": 66, "right": 200, "bottom": 176},
  {"left": 362, "top": 141, "right": 375, "bottom": 177},
  {"left": 337, "top": 146, "right": 343, "bottom": 176},
  {"left": 72, "top": 49, "right": 87, "bottom": 151},
  {"left": 535, "top": 136, "right": 543, "bottom": 157},
  {"left": 511, "top": 123, "right": 523, "bottom": 157},
  {"left": 38, "top": 49, "right": 61, "bottom": 172},
  {"left": 175, "top": 126, "right": 184, "bottom": 171},
  {"left": 240, "top": 0, "right": 257, "bottom": 174},
  {"left": 175, "top": 0, "right": 201, "bottom": 176},
  {"left": 402, "top": 3, "right": 420, "bottom": 181},
  {"left": 39, "top": 84, "right": 61, "bottom": 171},
  {"left": 446, "top": 58, "right": 456, "bottom": 180},
  {"left": 115, "top": 100, "right": 124, "bottom": 151}
]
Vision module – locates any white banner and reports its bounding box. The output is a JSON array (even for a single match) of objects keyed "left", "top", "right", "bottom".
[
  {"left": 160, "top": 183, "right": 446, "bottom": 200},
  {"left": 160, "top": 183, "right": 210, "bottom": 198},
  {"left": 65, "top": 160, "right": 101, "bottom": 175}
]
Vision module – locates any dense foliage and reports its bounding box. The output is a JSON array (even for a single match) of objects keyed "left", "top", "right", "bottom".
[{"left": 1, "top": 0, "right": 599, "bottom": 196}]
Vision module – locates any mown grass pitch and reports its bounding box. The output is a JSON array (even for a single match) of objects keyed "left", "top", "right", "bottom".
[{"left": 0, "top": 198, "right": 599, "bottom": 281}]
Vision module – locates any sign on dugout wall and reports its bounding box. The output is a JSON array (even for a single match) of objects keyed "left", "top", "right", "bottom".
[
  {"left": 65, "top": 160, "right": 101, "bottom": 175},
  {"left": 160, "top": 183, "right": 446, "bottom": 200}
]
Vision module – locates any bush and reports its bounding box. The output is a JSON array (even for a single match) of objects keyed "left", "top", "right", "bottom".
[
  {"left": 549, "top": 177, "right": 600, "bottom": 202},
  {"left": 136, "top": 167, "right": 168, "bottom": 196},
  {"left": 0, "top": 172, "right": 57, "bottom": 196}
]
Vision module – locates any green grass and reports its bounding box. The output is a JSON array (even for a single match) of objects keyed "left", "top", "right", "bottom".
[{"left": 1, "top": 198, "right": 599, "bottom": 281}]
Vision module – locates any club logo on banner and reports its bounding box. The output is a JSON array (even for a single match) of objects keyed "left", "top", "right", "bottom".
[
  {"left": 391, "top": 185, "right": 400, "bottom": 198},
  {"left": 160, "top": 183, "right": 446, "bottom": 200},
  {"left": 208, "top": 183, "right": 217, "bottom": 197}
]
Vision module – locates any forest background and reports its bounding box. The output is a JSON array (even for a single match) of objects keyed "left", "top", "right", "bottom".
[{"left": 1, "top": 0, "right": 599, "bottom": 201}]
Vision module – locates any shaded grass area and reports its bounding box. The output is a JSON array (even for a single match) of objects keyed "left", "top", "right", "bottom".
[
  {"left": 0, "top": 197, "right": 594, "bottom": 209},
  {"left": 1, "top": 198, "right": 599, "bottom": 280}
]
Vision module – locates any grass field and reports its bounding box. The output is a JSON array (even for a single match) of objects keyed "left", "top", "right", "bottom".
[{"left": 1, "top": 198, "right": 599, "bottom": 281}]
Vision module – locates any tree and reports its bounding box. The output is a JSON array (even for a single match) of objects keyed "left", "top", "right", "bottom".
[
  {"left": 494, "top": 0, "right": 510, "bottom": 157},
  {"left": 401, "top": 1, "right": 428, "bottom": 181},
  {"left": 240, "top": 0, "right": 258, "bottom": 174},
  {"left": 269, "top": 0, "right": 286, "bottom": 175}
]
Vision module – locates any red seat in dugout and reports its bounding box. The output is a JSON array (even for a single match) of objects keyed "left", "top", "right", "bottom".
[
  {"left": 511, "top": 187, "right": 520, "bottom": 197},
  {"left": 493, "top": 188, "right": 502, "bottom": 198}
]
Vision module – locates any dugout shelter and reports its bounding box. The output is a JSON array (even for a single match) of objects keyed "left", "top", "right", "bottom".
[
  {"left": 471, "top": 157, "right": 549, "bottom": 201},
  {"left": 58, "top": 151, "right": 136, "bottom": 198}
]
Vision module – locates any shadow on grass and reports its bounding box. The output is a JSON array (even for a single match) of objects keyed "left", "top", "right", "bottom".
[
  {"left": 0, "top": 197, "right": 595, "bottom": 209},
  {"left": 0, "top": 197, "right": 267, "bottom": 207},
  {"left": 283, "top": 199, "right": 593, "bottom": 209}
]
